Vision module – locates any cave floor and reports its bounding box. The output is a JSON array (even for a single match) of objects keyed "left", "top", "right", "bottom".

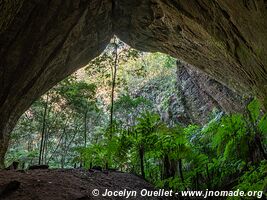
[{"left": 0, "top": 169, "right": 165, "bottom": 200}]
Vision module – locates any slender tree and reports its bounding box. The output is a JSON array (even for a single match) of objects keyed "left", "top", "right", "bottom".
[
  {"left": 109, "top": 37, "right": 119, "bottom": 139},
  {"left": 39, "top": 93, "right": 49, "bottom": 165}
]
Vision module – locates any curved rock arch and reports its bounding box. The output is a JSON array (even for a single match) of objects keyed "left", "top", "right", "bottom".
[{"left": 0, "top": 0, "right": 267, "bottom": 167}]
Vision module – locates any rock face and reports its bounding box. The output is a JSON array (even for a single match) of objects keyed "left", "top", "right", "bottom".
[
  {"left": 0, "top": 0, "right": 113, "bottom": 168},
  {"left": 170, "top": 61, "right": 245, "bottom": 125},
  {"left": 0, "top": 0, "right": 267, "bottom": 167},
  {"left": 115, "top": 0, "right": 267, "bottom": 99},
  {"left": 134, "top": 60, "right": 245, "bottom": 126}
]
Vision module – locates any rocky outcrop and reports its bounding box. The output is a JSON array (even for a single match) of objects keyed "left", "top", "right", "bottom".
[
  {"left": 1, "top": 0, "right": 267, "bottom": 167},
  {"left": 115, "top": 0, "right": 267, "bottom": 100},
  {"left": 133, "top": 60, "right": 245, "bottom": 126},
  {"left": 170, "top": 61, "right": 245, "bottom": 125}
]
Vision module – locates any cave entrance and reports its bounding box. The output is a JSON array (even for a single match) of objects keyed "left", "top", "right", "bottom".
[
  {"left": 3, "top": 36, "right": 267, "bottom": 196},
  {"left": 2, "top": 0, "right": 267, "bottom": 171},
  {"left": 6, "top": 37, "right": 244, "bottom": 171},
  {"left": 6, "top": 37, "right": 183, "bottom": 169},
  {"left": 1, "top": 1, "right": 267, "bottom": 197}
]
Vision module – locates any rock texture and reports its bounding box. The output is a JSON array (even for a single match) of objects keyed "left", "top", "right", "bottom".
[
  {"left": 0, "top": 0, "right": 113, "bottom": 168},
  {"left": 1, "top": 0, "right": 267, "bottom": 167},
  {"left": 171, "top": 60, "right": 245, "bottom": 125},
  {"left": 133, "top": 60, "right": 245, "bottom": 126},
  {"left": 114, "top": 0, "right": 267, "bottom": 103}
]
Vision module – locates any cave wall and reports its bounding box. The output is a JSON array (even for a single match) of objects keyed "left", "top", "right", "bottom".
[
  {"left": 0, "top": 0, "right": 112, "bottom": 119},
  {"left": 0, "top": 0, "right": 113, "bottom": 168},
  {"left": 1, "top": 0, "right": 267, "bottom": 167},
  {"left": 114, "top": 0, "right": 267, "bottom": 99}
]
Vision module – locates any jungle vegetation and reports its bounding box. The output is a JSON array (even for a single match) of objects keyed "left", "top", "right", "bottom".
[{"left": 6, "top": 39, "right": 267, "bottom": 199}]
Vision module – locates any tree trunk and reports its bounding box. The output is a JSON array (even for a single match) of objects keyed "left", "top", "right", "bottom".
[
  {"left": 139, "top": 146, "right": 145, "bottom": 179},
  {"left": 206, "top": 164, "right": 211, "bottom": 188},
  {"left": 178, "top": 159, "right": 184, "bottom": 183},
  {"left": 255, "top": 134, "right": 267, "bottom": 160},
  {"left": 195, "top": 172, "right": 199, "bottom": 190},
  {"left": 109, "top": 38, "right": 118, "bottom": 139},
  {"left": 84, "top": 111, "right": 88, "bottom": 147},
  {"left": 39, "top": 94, "right": 49, "bottom": 165},
  {"left": 163, "top": 155, "right": 171, "bottom": 179},
  {"left": 170, "top": 159, "right": 177, "bottom": 177},
  {"left": 163, "top": 155, "right": 176, "bottom": 179}
]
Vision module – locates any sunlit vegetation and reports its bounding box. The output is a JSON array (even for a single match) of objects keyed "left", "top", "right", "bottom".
[{"left": 6, "top": 39, "right": 266, "bottom": 198}]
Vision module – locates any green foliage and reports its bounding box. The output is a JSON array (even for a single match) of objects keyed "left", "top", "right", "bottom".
[
  {"left": 7, "top": 75, "right": 101, "bottom": 168},
  {"left": 156, "top": 177, "right": 185, "bottom": 191},
  {"left": 248, "top": 98, "right": 261, "bottom": 123},
  {"left": 231, "top": 160, "right": 267, "bottom": 199},
  {"left": 57, "top": 79, "right": 97, "bottom": 113},
  {"left": 259, "top": 114, "right": 267, "bottom": 134},
  {"left": 114, "top": 94, "right": 151, "bottom": 110},
  {"left": 6, "top": 148, "right": 39, "bottom": 167},
  {"left": 6, "top": 38, "right": 266, "bottom": 198},
  {"left": 135, "top": 112, "right": 160, "bottom": 136},
  {"left": 211, "top": 114, "right": 248, "bottom": 161}
]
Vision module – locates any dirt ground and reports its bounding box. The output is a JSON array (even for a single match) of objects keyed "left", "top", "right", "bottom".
[{"left": 0, "top": 169, "right": 168, "bottom": 200}]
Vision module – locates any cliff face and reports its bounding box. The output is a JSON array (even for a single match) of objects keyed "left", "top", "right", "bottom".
[
  {"left": 133, "top": 60, "right": 244, "bottom": 126},
  {"left": 170, "top": 61, "right": 245, "bottom": 126},
  {"left": 0, "top": 0, "right": 267, "bottom": 167}
]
